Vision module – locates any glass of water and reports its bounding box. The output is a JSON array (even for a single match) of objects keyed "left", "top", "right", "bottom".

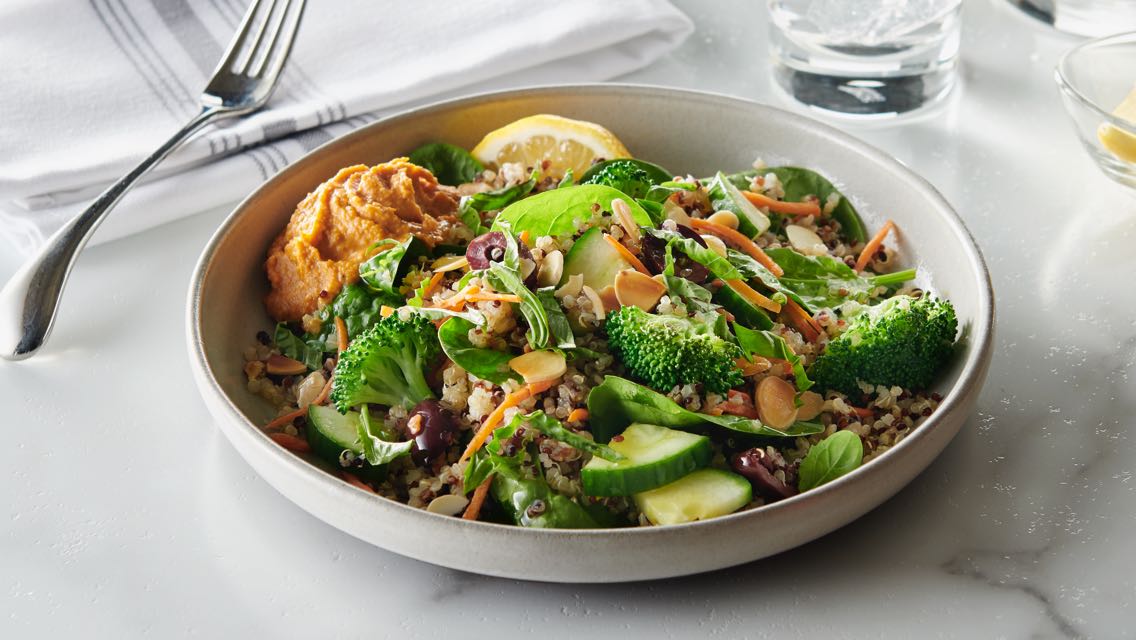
[{"left": 768, "top": 0, "right": 963, "bottom": 117}]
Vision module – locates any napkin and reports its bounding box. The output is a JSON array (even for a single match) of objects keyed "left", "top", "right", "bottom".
[{"left": 0, "top": 0, "right": 692, "bottom": 255}]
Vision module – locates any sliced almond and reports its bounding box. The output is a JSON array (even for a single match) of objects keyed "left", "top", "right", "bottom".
[
  {"left": 663, "top": 199, "right": 692, "bottom": 225},
  {"left": 509, "top": 350, "right": 567, "bottom": 384},
  {"left": 736, "top": 356, "right": 772, "bottom": 377},
  {"left": 707, "top": 210, "right": 739, "bottom": 229},
  {"left": 755, "top": 376, "right": 798, "bottom": 429},
  {"left": 611, "top": 198, "right": 641, "bottom": 246},
  {"left": 597, "top": 285, "right": 621, "bottom": 314},
  {"left": 556, "top": 273, "right": 583, "bottom": 299},
  {"left": 581, "top": 285, "right": 607, "bottom": 320},
  {"left": 426, "top": 493, "right": 470, "bottom": 516},
  {"left": 537, "top": 250, "right": 564, "bottom": 287},
  {"left": 520, "top": 257, "right": 537, "bottom": 281},
  {"left": 295, "top": 370, "right": 328, "bottom": 407},
  {"left": 431, "top": 255, "right": 469, "bottom": 272},
  {"left": 700, "top": 234, "right": 728, "bottom": 257},
  {"left": 265, "top": 354, "right": 307, "bottom": 376},
  {"left": 785, "top": 225, "right": 827, "bottom": 256},
  {"left": 796, "top": 390, "right": 825, "bottom": 421},
  {"left": 614, "top": 269, "right": 666, "bottom": 311}
]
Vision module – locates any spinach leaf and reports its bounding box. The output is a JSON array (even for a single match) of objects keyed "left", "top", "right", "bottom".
[
  {"left": 712, "top": 284, "right": 773, "bottom": 330},
  {"left": 661, "top": 275, "right": 719, "bottom": 315},
  {"left": 457, "top": 172, "right": 540, "bottom": 234},
  {"left": 798, "top": 430, "right": 863, "bottom": 491},
  {"left": 358, "top": 236, "right": 428, "bottom": 298},
  {"left": 437, "top": 317, "right": 518, "bottom": 384},
  {"left": 557, "top": 169, "right": 574, "bottom": 189},
  {"left": 732, "top": 323, "right": 813, "bottom": 391},
  {"left": 395, "top": 305, "right": 485, "bottom": 326},
  {"left": 708, "top": 171, "right": 770, "bottom": 238},
  {"left": 765, "top": 247, "right": 916, "bottom": 309},
  {"left": 635, "top": 198, "right": 666, "bottom": 225},
  {"left": 725, "top": 248, "right": 811, "bottom": 312},
  {"left": 407, "top": 142, "right": 483, "bottom": 186},
  {"left": 586, "top": 376, "right": 823, "bottom": 443},
  {"left": 646, "top": 227, "right": 741, "bottom": 280},
  {"left": 493, "top": 184, "right": 653, "bottom": 237},
  {"left": 491, "top": 464, "right": 601, "bottom": 528},
  {"left": 274, "top": 323, "right": 325, "bottom": 370},
  {"left": 723, "top": 168, "right": 867, "bottom": 243},
  {"left": 358, "top": 405, "right": 414, "bottom": 466},
  {"left": 499, "top": 411, "right": 625, "bottom": 462},
  {"left": 486, "top": 263, "right": 549, "bottom": 349},
  {"left": 536, "top": 288, "right": 575, "bottom": 349},
  {"left": 313, "top": 282, "right": 394, "bottom": 345}
]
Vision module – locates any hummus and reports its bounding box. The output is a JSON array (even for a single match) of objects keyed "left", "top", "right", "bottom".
[{"left": 264, "top": 159, "right": 459, "bottom": 321}]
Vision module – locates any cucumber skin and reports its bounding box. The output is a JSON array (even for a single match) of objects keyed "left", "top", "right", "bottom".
[
  {"left": 581, "top": 435, "right": 712, "bottom": 497},
  {"left": 560, "top": 226, "right": 632, "bottom": 291},
  {"left": 713, "top": 285, "right": 773, "bottom": 330},
  {"left": 305, "top": 405, "right": 388, "bottom": 484},
  {"left": 635, "top": 468, "right": 753, "bottom": 526}
]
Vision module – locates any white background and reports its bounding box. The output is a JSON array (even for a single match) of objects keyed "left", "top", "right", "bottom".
[{"left": 2, "top": 0, "right": 1133, "bottom": 637}]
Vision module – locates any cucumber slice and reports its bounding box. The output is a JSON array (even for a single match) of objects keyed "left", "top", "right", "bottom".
[
  {"left": 560, "top": 226, "right": 634, "bottom": 291},
  {"left": 710, "top": 171, "right": 770, "bottom": 239},
  {"left": 306, "top": 404, "right": 363, "bottom": 462},
  {"left": 712, "top": 283, "right": 773, "bottom": 330},
  {"left": 635, "top": 468, "right": 753, "bottom": 525},
  {"left": 581, "top": 424, "right": 712, "bottom": 497}
]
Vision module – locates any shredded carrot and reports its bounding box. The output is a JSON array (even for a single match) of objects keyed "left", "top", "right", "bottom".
[
  {"left": 419, "top": 271, "right": 446, "bottom": 300},
  {"left": 434, "top": 284, "right": 481, "bottom": 311},
  {"left": 519, "top": 230, "right": 531, "bottom": 245},
  {"left": 603, "top": 234, "right": 651, "bottom": 276},
  {"left": 465, "top": 293, "right": 522, "bottom": 304},
  {"left": 725, "top": 279, "right": 782, "bottom": 314},
  {"left": 855, "top": 220, "right": 896, "bottom": 272},
  {"left": 262, "top": 377, "right": 333, "bottom": 431},
  {"left": 462, "top": 474, "right": 495, "bottom": 521},
  {"left": 783, "top": 299, "right": 822, "bottom": 342},
  {"left": 460, "top": 379, "right": 559, "bottom": 462},
  {"left": 688, "top": 219, "right": 784, "bottom": 277},
  {"left": 334, "top": 316, "right": 349, "bottom": 353},
  {"left": 742, "top": 190, "right": 822, "bottom": 217},
  {"left": 341, "top": 471, "right": 376, "bottom": 494},
  {"left": 380, "top": 305, "right": 395, "bottom": 318},
  {"left": 269, "top": 432, "right": 311, "bottom": 453},
  {"left": 567, "top": 408, "right": 589, "bottom": 423},
  {"left": 852, "top": 406, "right": 875, "bottom": 419}
]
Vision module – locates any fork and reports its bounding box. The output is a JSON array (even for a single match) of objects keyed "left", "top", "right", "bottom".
[{"left": 0, "top": 0, "right": 306, "bottom": 361}]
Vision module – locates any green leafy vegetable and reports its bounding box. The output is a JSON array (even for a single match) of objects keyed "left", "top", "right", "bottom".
[
  {"left": 798, "top": 430, "right": 863, "bottom": 491},
  {"left": 357, "top": 405, "right": 414, "bottom": 466},
  {"left": 274, "top": 323, "right": 325, "bottom": 370},
  {"left": 711, "top": 284, "right": 773, "bottom": 330},
  {"left": 493, "top": 184, "right": 653, "bottom": 237},
  {"left": 724, "top": 248, "right": 811, "bottom": 312},
  {"left": 536, "top": 288, "right": 575, "bottom": 349},
  {"left": 407, "top": 142, "right": 484, "bottom": 186},
  {"left": 766, "top": 247, "right": 916, "bottom": 308},
  {"left": 358, "top": 236, "right": 428, "bottom": 298},
  {"left": 732, "top": 323, "right": 813, "bottom": 391},
  {"left": 498, "top": 411, "right": 625, "bottom": 462},
  {"left": 457, "top": 172, "right": 539, "bottom": 234},
  {"left": 723, "top": 167, "right": 867, "bottom": 243},
  {"left": 661, "top": 275, "right": 719, "bottom": 315},
  {"left": 437, "top": 317, "right": 517, "bottom": 384},
  {"left": 708, "top": 171, "right": 770, "bottom": 238},
  {"left": 586, "top": 376, "right": 824, "bottom": 443},
  {"left": 486, "top": 263, "right": 549, "bottom": 350},
  {"left": 645, "top": 227, "right": 741, "bottom": 280},
  {"left": 491, "top": 464, "right": 601, "bottom": 528},
  {"left": 557, "top": 169, "right": 575, "bottom": 189},
  {"left": 312, "top": 282, "right": 392, "bottom": 345}
]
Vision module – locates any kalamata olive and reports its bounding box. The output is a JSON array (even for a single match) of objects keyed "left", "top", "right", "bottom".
[
  {"left": 406, "top": 399, "right": 458, "bottom": 464},
  {"left": 731, "top": 448, "right": 797, "bottom": 501},
  {"left": 465, "top": 231, "right": 536, "bottom": 285},
  {"left": 640, "top": 225, "right": 710, "bottom": 283}
]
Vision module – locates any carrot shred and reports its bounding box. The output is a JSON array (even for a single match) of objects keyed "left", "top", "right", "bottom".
[
  {"left": 269, "top": 432, "right": 311, "bottom": 453},
  {"left": 726, "top": 279, "right": 782, "bottom": 314},
  {"left": 262, "top": 376, "right": 333, "bottom": 431},
  {"left": 603, "top": 234, "right": 651, "bottom": 276},
  {"left": 419, "top": 271, "right": 446, "bottom": 301},
  {"left": 380, "top": 305, "right": 395, "bottom": 318},
  {"left": 688, "top": 219, "right": 784, "bottom": 277},
  {"left": 852, "top": 407, "right": 875, "bottom": 419},
  {"left": 783, "top": 299, "right": 822, "bottom": 342},
  {"left": 462, "top": 474, "right": 494, "bottom": 521},
  {"left": 742, "top": 190, "right": 822, "bottom": 217},
  {"left": 519, "top": 230, "right": 531, "bottom": 245},
  {"left": 341, "top": 471, "right": 376, "bottom": 494},
  {"left": 567, "top": 408, "right": 589, "bottom": 423},
  {"left": 855, "top": 220, "right": 896, "bottom": 272},
  {"left": 434, "top": 284, "right": 481, "bottom": 311},
  {"left": 460, "top": 379, "right": 558, "bottom": 462},
  {"left": 334, "top": 316, "right": 349, "bottom": 353},
  {"left": 465, "top": 293, "right": 522, "bottom": 304}
]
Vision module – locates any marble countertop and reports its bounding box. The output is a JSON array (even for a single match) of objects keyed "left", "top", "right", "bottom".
[{"left": 3, "top": 0, "right": 1133, "bottom": 637}]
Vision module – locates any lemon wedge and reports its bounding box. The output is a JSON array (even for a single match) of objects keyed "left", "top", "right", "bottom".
[
  {"left": 1098, "top": 85, "right": 1136, "bottom": 163},
  {"left": 471, "top": 114, "right": 631, "bottom": 178}
]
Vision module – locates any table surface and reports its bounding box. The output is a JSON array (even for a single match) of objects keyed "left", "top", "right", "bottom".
[{"left": 4, "top": 1, "right": 1133, "bottom": 638}]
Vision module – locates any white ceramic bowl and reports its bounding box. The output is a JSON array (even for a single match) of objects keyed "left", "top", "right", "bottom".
[{"left": 187, "top": 85, "right": 993, "bottom": 583}]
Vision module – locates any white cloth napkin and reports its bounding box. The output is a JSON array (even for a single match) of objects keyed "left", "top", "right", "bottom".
[{"left": 0, "top": 0, "right": 692, "bottom": 256}]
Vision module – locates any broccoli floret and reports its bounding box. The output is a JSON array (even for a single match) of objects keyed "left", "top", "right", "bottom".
[
  {"left": 605, "top": 306, "right": 743, "bottom": 394},
  {"left": 581, "top": 160, "right": 655, "bottom": 199},
  {"left": 810, "top": 295, "right": 957, "bottom": 395},
  {"left": 330, "top": 313, "right": 441, "bottom": 412}
]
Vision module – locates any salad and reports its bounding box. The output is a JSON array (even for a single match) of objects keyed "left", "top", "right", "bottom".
[{"left": 244, "top": 114, "right": 958, "bottom": 528}]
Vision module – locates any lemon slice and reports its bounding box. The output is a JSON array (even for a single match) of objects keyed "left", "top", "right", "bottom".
[
  {"left": 471, "top": 114, "right": 631, "bottom": 178},
  {"left": 1098, "top": 85, "right": 1136, "bottom": 163}
]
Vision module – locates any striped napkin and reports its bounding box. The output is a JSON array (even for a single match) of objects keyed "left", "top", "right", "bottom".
[{"left": 0, "top": 0, "right": 692, "bottom": 255}]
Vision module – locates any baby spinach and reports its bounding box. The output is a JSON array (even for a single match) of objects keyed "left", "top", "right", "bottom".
[
  {"left": 797, "top": 430, "right": 863, "bottom": 491},
  {"left": 313, "top": 282, "right": 394, "bottom": 345},
  {"left": 585, "top": 376, "right": 823, "bottom": 443},
  {"left": 358, "top": 405, "right": 414, "bottom": 466},
  {"left": 765, "top": 247, "right": 916, "bottom": 309},
  {"left": 536, "top": 288, "right": 575, "bottom": 349},
  {"left": 437, "top": 317, "right": 517, "bottom": 384},
  {"left": 732, "top": 323, "right": 813, "bottom": 391},
  {"left": 661, "top": 275, "right": 718, "bottom": 315},
  {"left": 273, "top": 323, "right": 325, "bottom": 370},
  {"left": 358, "top": 236, "right": 428, "bottom": 298},
  {"left": 708, "top": 171, "right": 770, "bottom": 238},
  {"left": 723, "top": 167, "right": 867, "bottom": 243},
  {"left": 557, "top": 169, "right": 575, "bottom": 189},
  {"left": 499, "top": 411, "right": 625, "bottom": 462},
  {"left": 491, "top": 464, "right": 601, "bottom": 528},
  {"left": 407, "top": 142, "right": 483, "bottom": 186},
  {"left": 486, "top": 263, "right": 549, "bottom": 349},
  {"left": 457, "top": 172, "right": 540, "bottom": 234},
  {"left": 493, "top": 184, "right": 653, "bottom": 237},
  {"left": 725, "top": 248, "right": 811, "bottom": 312},
  {"left": 646, "top": 227, "right": 740, "bottom": 281}
]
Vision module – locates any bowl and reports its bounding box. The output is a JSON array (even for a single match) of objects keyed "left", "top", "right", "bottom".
[
  {"left": 186, "top": 85, "right": 994, "bottom": 582},
  {"left": 1056, "top": 31, "right": 1136, "bottom": 191}
]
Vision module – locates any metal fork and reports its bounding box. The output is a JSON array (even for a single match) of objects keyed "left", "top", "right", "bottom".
[{"left": 0, "top": 0, "right": 306, "bottom": 361}]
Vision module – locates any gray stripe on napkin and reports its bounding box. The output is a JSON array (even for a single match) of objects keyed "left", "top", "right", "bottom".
[
  {"left": 151, "top": 0, "right": 223, "bottom": 78},
  {"left": 88, "top": 0, "right": 185, "bottom": 121},
  {"left": 109, "top": 0, "right": 196, "bottom": 109}
]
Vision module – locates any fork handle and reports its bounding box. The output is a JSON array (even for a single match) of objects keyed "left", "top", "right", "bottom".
[{"left": 0, "top": 107, "right": 223, "bottom": 361}]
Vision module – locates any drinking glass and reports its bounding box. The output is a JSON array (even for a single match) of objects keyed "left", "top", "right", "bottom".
[
  {"left": 768, "top": 0, "right": 963, "bottom": 117},
  {"left": 1010, "top": 1, "right": 1136, "bottom": 37}
]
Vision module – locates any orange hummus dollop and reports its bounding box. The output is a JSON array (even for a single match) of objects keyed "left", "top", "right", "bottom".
[{"left": 264, "top": 159, "right": 460, "bottom": 321}]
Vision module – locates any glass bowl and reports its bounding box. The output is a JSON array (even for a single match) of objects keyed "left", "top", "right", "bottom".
[{"left": 1056, "top": 32, "right": 1136, "bottom": 191}]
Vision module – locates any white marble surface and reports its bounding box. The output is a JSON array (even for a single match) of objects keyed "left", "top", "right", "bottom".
[{"left": 2, "top": 0, "right": 1134, "bottom": 637}]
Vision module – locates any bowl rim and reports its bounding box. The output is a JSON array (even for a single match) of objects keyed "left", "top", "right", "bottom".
[
  {"left": 187, "top": 82, "right": 995, "bottom": 539},
  {"left": 1055, "top": 30, "right": 1136, "bottom": 137}
]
